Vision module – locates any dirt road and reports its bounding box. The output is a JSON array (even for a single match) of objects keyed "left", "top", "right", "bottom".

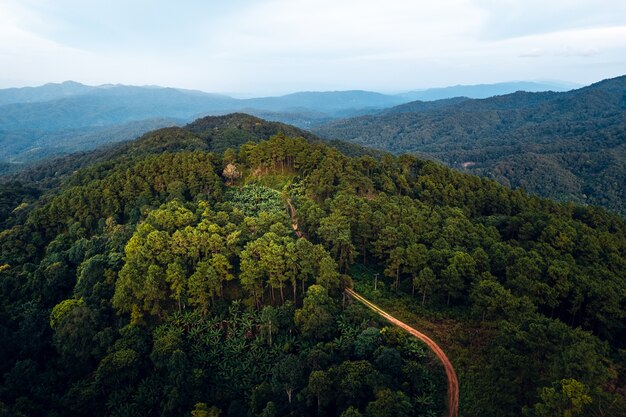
[
  {"left": 286, "top": 199, "right": 457, "bottom": 415},
  {"left": 345, "top": 288, "right": 459, "bottom": 417},
  {"left": 286, "top": 198, "right": 303, "bottom": 238}
]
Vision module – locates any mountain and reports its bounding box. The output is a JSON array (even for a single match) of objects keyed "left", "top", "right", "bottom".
[
  {"left": 1, "top": 80, "right": 579, "bottom": 168},
  {"left": 0, "top": 83, "right": 404, "bottom": 134},
  {"left": 1, "top": 113, "right": 383, "bottom": 186},
  {"left": 0, "top": 84, "right": 405, "bottom": 167},
  {"left": 0, "top": 80, "right": 96, "bottom": 106},
  {"left": 0, "top": 118, "right": 182, "bottom": 173},
  {"left": 243, "top": 90, "right": 405, "bottom": 112},
  {"left": 0, "top": 86, "right": 237, "bottom": 131},
  {"left": 1, "top": 114, "right": 625, "bottom": 417},
  {"left": 398, "top": 80, "right": 577, "bottom": 101},
  {"left": 315, "top": 75, "right": 626, "bottom": 215}
]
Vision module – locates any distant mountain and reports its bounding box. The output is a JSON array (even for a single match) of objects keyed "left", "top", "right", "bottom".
[
  {"left": 243, "top": 90, "right": 405, "bottom": 112},
  {"left": 0, "top": 80, "right": 581, "bottom": 168},
  {"left": 0, "top": 118, "right": 182, "bottom": 173},
  {"left": 398, "top": 81, "right": 577, "bottom": 101},
  {"left": 233, "top": 108, "right": 335, "bottom": 129},
  {"left": 0, "top": 80, "right": 96, "bottom": 106},
  {"left": 0, "top": 84, "right": 404, "bottom": 133},
  {"left": 0, "top": 87, "right": 237, "bottom": 131},
  {"left": 0, "top": 85, "right": 403, "bottom": 167},
  {"left": 381, "top": 97, "right": 470, "bottom": 114},
  {"left": 315, "top": 75, "right": 626, "bottom": 215}
]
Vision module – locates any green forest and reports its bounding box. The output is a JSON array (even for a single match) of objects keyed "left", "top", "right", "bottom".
[
  {"left": 1, "top": 116, "right": 625, "bottom": 417},
  {"left": 315, "top": 75, "right": 626, "bottom": 216}
]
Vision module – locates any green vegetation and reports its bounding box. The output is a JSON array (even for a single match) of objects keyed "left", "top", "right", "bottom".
[
  {"left": 0, "top": 118, "right": 625, "bottom": 417},
  {"left": 315, "top": 75, "right": 626, "bottom": 215}
]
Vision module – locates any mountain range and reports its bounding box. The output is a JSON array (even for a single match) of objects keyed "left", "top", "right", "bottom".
[
  {"left": 315, "top": 75, "right": 626, "bottom": 215},
  {"left": 0, "top": 80, "right": 572, "bottom": 167},
  {"left": 2, "top": 77, "right": 622, "bottom": 215},
  {"left": 397, "top": 80, "right": 579, "bottom": 101}
]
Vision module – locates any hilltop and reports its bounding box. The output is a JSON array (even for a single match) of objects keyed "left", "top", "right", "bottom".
[{"left": 1, "top": 113, "right": 382, "bottom": 191}]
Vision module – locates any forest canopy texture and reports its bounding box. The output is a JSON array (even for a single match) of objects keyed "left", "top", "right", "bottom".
[
  {"left": 314, "top": 75, "right": 626, "bottom": 216},
  {"left": 0, "top": 115, "right": 625, "bottom": 417}
]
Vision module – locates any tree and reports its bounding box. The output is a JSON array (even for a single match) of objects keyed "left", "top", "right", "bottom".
[
  {"left": 294, "top": 285, "right": 336, "bottom": 340},
  {"left": 271, "top": 355, "right": 305, "bottom": 404},
  {"left": 191, "top": 403, "right": 221, "bottom": 417},
  {"left": 384, "top": 247, "right": 405, "bottom": 290},
  {"left": 340, "top": 407, "right": 363, "bottom": 417},
  {"left": 50, "top": 298, "right": 97, "bottom": 363},
  {"left": 365, "top": 389, "right": 412, "bottom": 417},
  {"left": 239, "top": 245, "right": 265, "bottom": 308},
  {"left": 525, "top": 379, "right": 592, "bottom": 417},
  {"left": 441, "top": 261, "right": 464, "bottom": 305},
  {"left": 284, "top": 241, "right": 299, "bottom": 302},
  {"left": 222, "top": 163, "right": 241, "bottom": 185},
  {"left": 209, "top": 253, "right": 233, "bottom": 297},
  {"left": 470, "top": 278, "right": 533, "bottom": 321},
  {"left": 354, "top": 327, "right": 380, "bottom": 359},
  {"left": 188, "top": 261, "right": 218, "bottom": 316},
  {"left": 260, "top": 402, "right": 277, "bottom": 417},
  {"left": 295, "top": 238, "right": 315, "bottom": 296},
  {"left": 413, "top": 267, "right": 436, "bottom": 306},
  {"left": 143, "top": 264, "right": 168, "bottom": 319},
  {"left": 316, "top": 255, "right": 341, "bottom": 291},
  {"left": 306, "top": 370, "right": 332, "bottom": 412},
  {"left": 318, "top": 212, "right": 355, "bottom": 272},
  {"left": 405, "top": 243, "right": 428, "bottom": 280},
  {"left": 373, "top": 347, "right": 403, "bottom": 379},
  {"left": 166, "top": 262, "right": 186, "bottom": 313},
  {"left": 260, "top": 305, "right": 278, "bottom": 347},
  {"left": 335, "top": 360, "right": 380, "bottom": 409},
  {"left": 261, "top": 239, "right": 287, "bottom": 302}
]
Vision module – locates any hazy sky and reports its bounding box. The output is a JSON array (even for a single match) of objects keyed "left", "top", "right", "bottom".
[{"left": 1, "top": 0, "right": 626, "bottom": 94}]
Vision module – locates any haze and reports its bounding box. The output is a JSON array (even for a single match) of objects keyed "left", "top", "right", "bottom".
[{"left": 1, "top": 0, "right": 626, "bottom": 95}]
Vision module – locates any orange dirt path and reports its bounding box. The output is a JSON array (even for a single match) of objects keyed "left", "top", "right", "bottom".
[
  {"left": 345, "top": 288, "right": 459, "bottom": 417},
  {"left": 286, "top": 199, "right": 303, "bottom": 238}
]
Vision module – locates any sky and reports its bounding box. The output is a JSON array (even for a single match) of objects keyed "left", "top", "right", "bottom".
[{"left": 1, "top": 0, "right": 626, "bottom": 95}]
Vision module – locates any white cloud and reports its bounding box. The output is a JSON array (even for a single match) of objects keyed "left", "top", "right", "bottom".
[{"left": 0, "top": 0, "right": 625, "bottom": 92}]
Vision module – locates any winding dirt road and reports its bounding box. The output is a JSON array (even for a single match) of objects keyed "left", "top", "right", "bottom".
[
  {"left": 285, "top": 198, "right": 458, "bottom": 416},
  {"left": 286, "top": 198, "right": 303, "bottom": 238},
  {"left": 345, "top": 288, "right": 459, "bottom": 417}
]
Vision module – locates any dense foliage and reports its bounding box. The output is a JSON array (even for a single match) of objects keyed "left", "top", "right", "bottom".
[
  {"left": 1, "top": 120, "right": 625, "bottom": 417},
  {"left": 315, "top": 75, "right": 626, "bottom": 215}
]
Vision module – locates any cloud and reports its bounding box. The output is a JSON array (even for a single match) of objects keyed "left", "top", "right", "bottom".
[
  {"left": 519, "top": 49, "right": 543, "bottom": 58},
  {"left": 474, "top": 0, "right": 626, "bottom": 39},
  {"left": 510, "top": 26, "right": 626, "bottom": 59},
  {"left": 0, "top": 0, "right": 625, "bottom": 92}
]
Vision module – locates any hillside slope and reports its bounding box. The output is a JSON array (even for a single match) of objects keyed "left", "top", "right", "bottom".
[
  {"left": 1, "top": 113, "right": 383, "bottom": 189},
  {"left": 0, "top": 115, "right": 625, "bottom": 417},
  {"left": 315, "top": 75, "right": 626, "bottom": 215}
]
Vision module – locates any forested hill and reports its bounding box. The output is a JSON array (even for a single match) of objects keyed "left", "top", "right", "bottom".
[
  {"left": 0, "top": 113, "right": 383, "bottom": 190},
  {"left": 314, "top": 75, "right": 626, "bottom": 215},
  {"left": 1, "top": 117, "right": 625, "bottom": 417}
]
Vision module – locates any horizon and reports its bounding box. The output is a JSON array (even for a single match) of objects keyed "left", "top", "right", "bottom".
[
  {"left": 0, "top": 77, "right": 590, "bottom": 98},
  {"left": 1, "top": 0, "right": 625, "bottom": 95}
]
